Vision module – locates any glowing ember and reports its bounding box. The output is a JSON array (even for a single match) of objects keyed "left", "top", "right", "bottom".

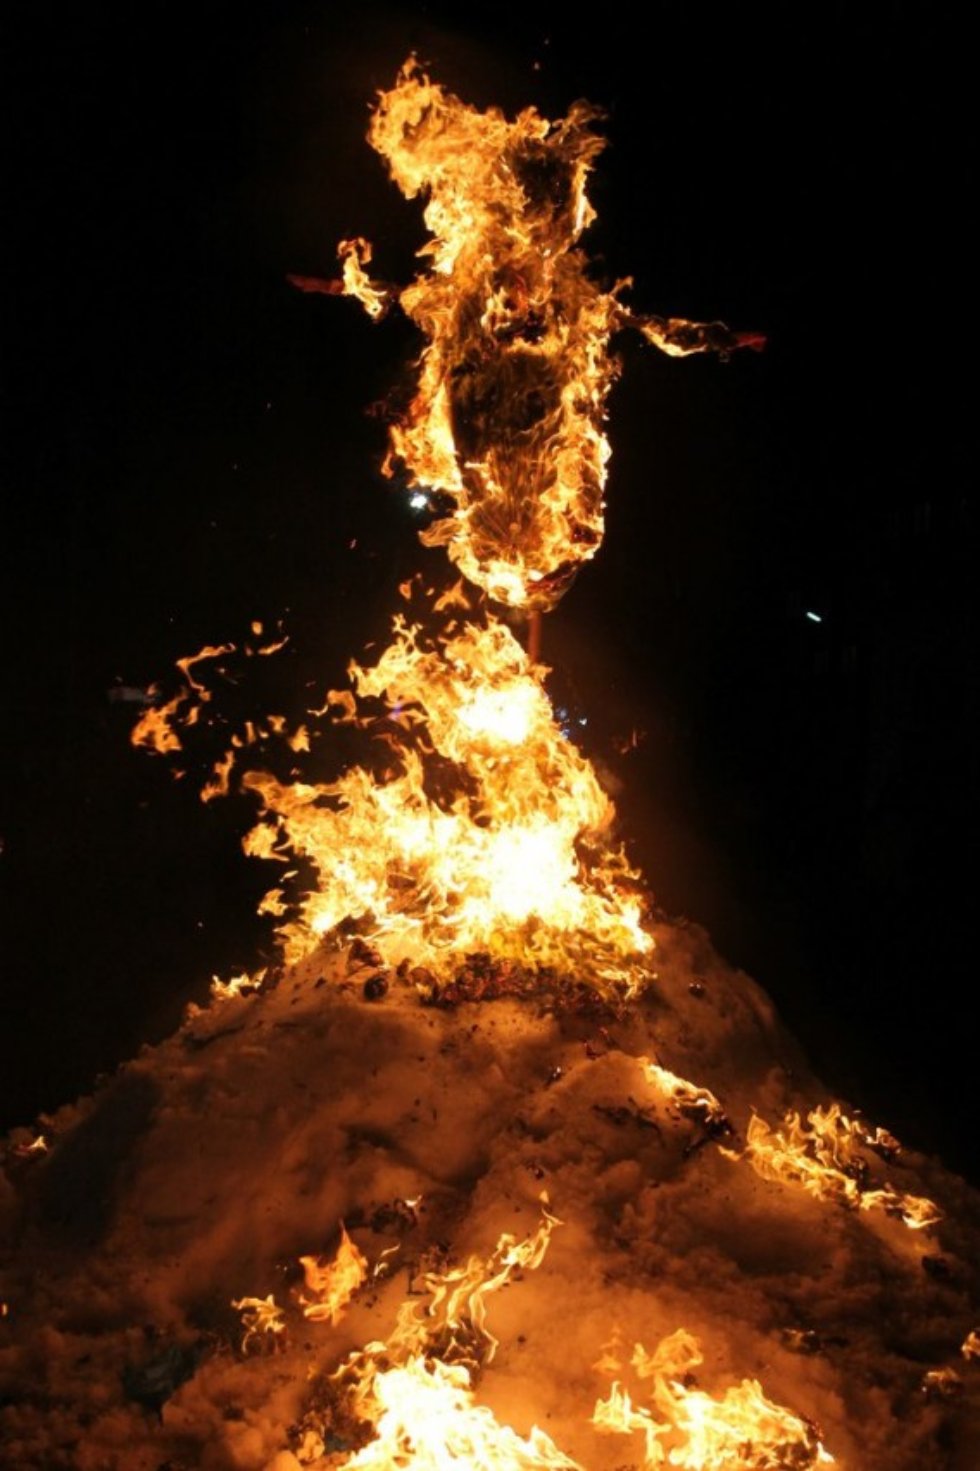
[
  {"left": 299, "top": 1223, "right": 369, "bottom": 1324},
  {"left": 12, "top": 1134, "right": 49, "bottom": 1158},
  {"left": 336, "top": 58, "right": 761, "bottom": 610},
  {"left": 723, "top": 1103, "right": 941, "bottom": 1230},
  {"left": 593, "top": 1329, "right": 834, "bottom": 1468}
]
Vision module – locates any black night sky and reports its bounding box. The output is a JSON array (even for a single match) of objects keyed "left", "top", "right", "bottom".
[{"left": 3, "top": 6, "right": 974, "bottom": 1180}]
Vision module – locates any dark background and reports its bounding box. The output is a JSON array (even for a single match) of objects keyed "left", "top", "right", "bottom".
[{"left": 3, "top": 5, "right": 974, "bottom": 1178}]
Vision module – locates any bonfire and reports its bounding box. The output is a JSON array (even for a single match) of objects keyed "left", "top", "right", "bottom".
[{"left": 1, "top": 58, "right": 977, "bottom": 1471}]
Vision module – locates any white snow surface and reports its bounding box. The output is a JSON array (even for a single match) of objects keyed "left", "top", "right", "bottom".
[{"left": 2, "top": 921, "right": 978, "bottom": 1469}]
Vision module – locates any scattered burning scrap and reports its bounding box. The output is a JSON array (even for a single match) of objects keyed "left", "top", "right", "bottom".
[
  {"left": 2, "top": 54, "right": 977, "bottom": 1471},
  {"left": 634, "top": 1065, "right": 940, "bottom": 1236},
  {"left": 127, "top": 592, "right": 654, "bottom": 999}
]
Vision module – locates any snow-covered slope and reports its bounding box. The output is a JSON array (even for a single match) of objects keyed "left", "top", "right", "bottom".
[{"left": 2, "top": 921, "right": 977, "bottom": 1469}]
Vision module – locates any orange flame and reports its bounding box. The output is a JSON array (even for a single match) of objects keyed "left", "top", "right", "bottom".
[
  {"left": 339, "top": 59, "right": 756, "bottom": 611},
  {"left": 639, "top": 1057, "right": 728, "bottom": 1131},
  {"left": 333, "top": 1356, "right": 581, "bottom": 1470},
  {"left": 312, "top": 1202, "right": 570, "bottom": 1467},
  {"left": 209, "top": 970, "right": 263, "bottom": 1002},
  {"left": 12, "top": 1134, "right": 49, "bottom": 1158},
  {"left": 338, "top": 237, "right": 390, "bottom": 320},
  {"left": 231, "top": 1293, "right": 286, "bottom": 1353},
  {"left": 240, "top": 606, "right": 652, "bottom": 993},
  {"left": 593, "top": 1328, "right": 834, "bottom": 1468},
  {"left": 299, "top": 1223, "right": 369, "bottom": 1325},
  {"left": 130, "top": 687, "right": 191, "bottom": 755},
  {"left": 723, "top": 1103, "right": 941, "bottom": 1231},
  {"left": 131, "top": 642, "right": 234, "bottom": 754}
]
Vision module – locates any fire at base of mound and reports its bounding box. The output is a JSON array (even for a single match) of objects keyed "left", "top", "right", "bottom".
[{"left": 2, "top": 921, "right": 977, "bottom": 1470}]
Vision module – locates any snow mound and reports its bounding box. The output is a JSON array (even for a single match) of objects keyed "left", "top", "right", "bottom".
[{"left": 2, "top": 922, "right": 978, "bottom": 1469}]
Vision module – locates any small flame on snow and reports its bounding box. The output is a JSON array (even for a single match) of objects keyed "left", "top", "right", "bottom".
[
  {"left": 210, "top": 971, "right": 263, "bottom": 1003},
  {"left": 921, "top": 1366, "right": 964, "bottom": 1400},
  {"left": 639, "top": 1057, "right": 728, "bottom": 1131},
  {"left": 231, "top": 1294, "right": 286, "bottom": 1353},
  {"left": 593, "top": 1328, "right": 834, "bottom": 1468},
  {"left": 334, "top": 1356, "right": 580, "bottom": 1470},
  {"left": 723, "top": 1103, "right": 941, "bottom": 1231},
  {"left": 299, "top": 1223, "right": 369, "bottom": 1325},
  {"left": 12, "top": 1134, "right": 49, "bottom": 1158}
]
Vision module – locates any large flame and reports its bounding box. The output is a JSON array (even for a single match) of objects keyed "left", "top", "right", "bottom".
[
  {"left": 120, "top": 58, "right": 861, "bottom": 1471},
  {"left": 335, "top": 59, "right": 760, "bottom": 611},
  {"left": 241, "top": 602, "right": 652, "bottom": 994}
]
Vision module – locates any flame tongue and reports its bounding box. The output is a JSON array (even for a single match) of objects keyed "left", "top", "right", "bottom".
[{"left": 242, "top": 605, "right": 652, "bottom": 992}]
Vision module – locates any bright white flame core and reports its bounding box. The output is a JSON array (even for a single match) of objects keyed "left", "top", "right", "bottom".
[{"left": 243, "top": 611, "right": 653, "bottom": 992}]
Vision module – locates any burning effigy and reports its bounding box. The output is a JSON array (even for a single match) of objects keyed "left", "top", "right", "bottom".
[
  {"left": 1, "top": 58, "right": 977, "bottom": 1471},
  {"left": 291, "top": 57, "right": 762, "bottom": 611}
]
